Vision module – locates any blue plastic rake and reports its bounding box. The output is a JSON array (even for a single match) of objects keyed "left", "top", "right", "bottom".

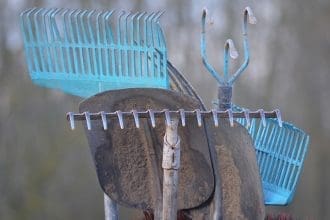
[
  {"left": 201, "top": 7, "right": 310, "bottom": 205},
  {"left": 20, "top": 8, "right": 168, "bottom": 98}
]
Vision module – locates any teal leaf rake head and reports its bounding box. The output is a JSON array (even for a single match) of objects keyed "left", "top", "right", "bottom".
[{"left": 20, "top": 8, "right": 169, "bottom": 98}]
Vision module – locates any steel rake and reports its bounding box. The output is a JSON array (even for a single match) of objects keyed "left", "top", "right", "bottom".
[{"left": 20, "top": 8, "right": 168, "bottom": 97}]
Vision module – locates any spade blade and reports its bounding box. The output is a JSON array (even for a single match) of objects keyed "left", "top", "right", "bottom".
[{"left": 79, "top": 88, "right": 214, "bottom": 211}]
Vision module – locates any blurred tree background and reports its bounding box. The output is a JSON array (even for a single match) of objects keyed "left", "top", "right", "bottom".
[{"left": 1, "top": 0, "right": 329, "bottom": 219}]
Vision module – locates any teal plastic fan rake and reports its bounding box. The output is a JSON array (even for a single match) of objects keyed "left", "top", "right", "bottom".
[{"left": 20, "top": 8, "right": 169, "bottom": 98}]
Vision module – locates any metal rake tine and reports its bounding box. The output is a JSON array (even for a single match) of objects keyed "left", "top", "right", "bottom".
[
  {"left": 229, "top": 6, "right": 257, "bottom": 85},
  {"left": 84, "top": 111, "right": 92, "bottom": 130},
  {"left": 223, "top": 39, "right": 238, "bottom": 83},
  {"left": 275, "top": 109, "right": 283, "bottom": 127},
  {"left": 195, "top": 109, "right": 202, "bottom": 127},
  {"left": 68, "top": 112, "right": 75, "bottom": 130},
  {"left": 164, "top": 109, "right": 171, "bottom": 127},
  {"left": 227, "top": 109, "right": 234, "bottom": 127},
  {"left": 243, "top": 108, "right": 251, "bottom": 127},
  {"left": 148, "top": 109, "right": 156, "bottom": 128},
  {"left": 200, "top": 8, "right": 225, "bottom": 85},
  {"left": 212, "top": 109, "right": 219, "bottom": 127},
  {"left": 100, "top": 111, "right": 108, "bottom": 130},
  {"left": 179, "top": 109, "right": 186, "bottom": 127},
  {"left": 131, "top": 110, "right": 140, "bottom": 128},
  {"left": 116, "top": 110, "right": 124, "bottom": 129},
  {"left": 259, "top": 109, "right": 266, "bottom": 127}
]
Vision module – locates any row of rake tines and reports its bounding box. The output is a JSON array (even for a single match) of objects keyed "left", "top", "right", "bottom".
[{"left": 20, "top": 8, "right": 167, "bottom": 77}]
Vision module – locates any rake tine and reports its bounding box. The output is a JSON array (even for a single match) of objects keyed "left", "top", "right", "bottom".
[
  {"left": 149, "top": 12, "right": 158, "bottom": 76},
  {"left": 87, "top": 10, "right": 96, "bottom": 44},
  {"left": 129, "top": 12, "right": 139, "bottom": 77},
  {"left": 200, "top": 8, "right": 225, "bottom": 85},
  {"left": 24, "top": 8, "right": 39, "bottom": 72},
  {"left": 100, "top": 111, "right": 108, "bottom": 130},
  {"left": 131, "top": 110, "right": 140, "bottom": 128},
  {"left": 259, "top": 109, "right": 266, "bottom": 127},
  {"left": 223, "top": 39, "right": 238, "bottom": 83},
  {"left": 195, "top": 109, "right": 202, "bottom": 127},
  {"left": 136, "top": 12, "right": 146, "bottom": 77},
  {"left": 68, "top": 112, "right": 75, "bottom": 130},
  {"left": 78, "top": 10, "right": 88, "bottom": 44},
  {"left": 179, "top": 109, "right": 186, "bottom": 127},
  {"left": 116, "top": 110, "right": 124, "bottom": 129},
  {"left": 70, "top": 9, "right": 80, "bottom": 74},
  {"left": 227, "top": 109, "right": 234, "bottom": 127},
  {"left": 243, "top": 108, "right": 250, "bottom": 127},
  {"left": 84, "top": 111, "right": 92, "bottom": 130},
  {"left": 96, "top": 10, "right": 104, "bottom": 76},
  {"left": 47, "top": 8, "right": 58, "bottom": 73},
  {"left": 33, "top": 8, "right": 47, "bottom": 72},
  {"left": 164, "top": 109, "right": 171, "bottom": 127},
  {"left": 105, "top": 10, "right": 115, "bottom": 44},
  {"left": 50, "top": 8, "right": 61, "bottom": 41},
  {"left": 130, "top": 12, "right": 139, "bottom": 46},
  {"left": 117, "top": 11, "right": 125, "bottom": 76},
  {"left": 123, "top": 12, "right": 131, "bottom": 76},
  {"left": 275, "top": 109, "right": 283, "bottom": 127},
  {"left": 148, "top": 109, "right": 156, "bottom": 128},
  {"left": 229, "top": 6, "right": 257, "bottom": 85},
  {"left": 212, "top": 109, "right": 219, "bottom": 127}
]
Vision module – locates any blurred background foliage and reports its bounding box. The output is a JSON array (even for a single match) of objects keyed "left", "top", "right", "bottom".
[{"left": 1, "top": 0, "right": 329, "bottom": 219}]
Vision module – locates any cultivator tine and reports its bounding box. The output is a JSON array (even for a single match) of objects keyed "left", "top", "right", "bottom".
[
  {"left": 228, "top": 7, "right": 257, "bottom": 85},
  {"left": 224, "top": 39, "right": 238, "bottom": 82}
]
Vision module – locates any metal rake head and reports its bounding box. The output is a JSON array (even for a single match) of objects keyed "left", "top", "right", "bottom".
[{"left": 20, "top": 8, "right": 168, "bottom": 98}]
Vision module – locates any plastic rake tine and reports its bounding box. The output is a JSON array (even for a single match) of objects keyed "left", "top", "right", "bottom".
[
  {"left": 100, "top": 111, "right": 108, "bottom": 130},
  {"left": 228, "top": 6, "right": 257, "bottom": 85},
  {"left": 116, "top": 110, "right": 124, "bottom": 129},
  {"left": 84, "top": 112, "right": 91, "bottom": 130},
  {"left": 179, "top": 109, "right": 186, "bottom": 127},
  {"left": 131, "top": 110, "right": 140, "bottom": 128}
]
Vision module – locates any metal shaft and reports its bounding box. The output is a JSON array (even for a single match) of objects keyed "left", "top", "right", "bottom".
[
  {"left": 104, "top": 193, "right": 118, "bottom": 220},
  {"left": 162, "top": 118, "right": 180, "bottom": 220}
]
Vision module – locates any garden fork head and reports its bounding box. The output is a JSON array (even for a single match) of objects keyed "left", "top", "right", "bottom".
[{"left": 201, "top": 7, "right": 256, "bottom": 110}]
